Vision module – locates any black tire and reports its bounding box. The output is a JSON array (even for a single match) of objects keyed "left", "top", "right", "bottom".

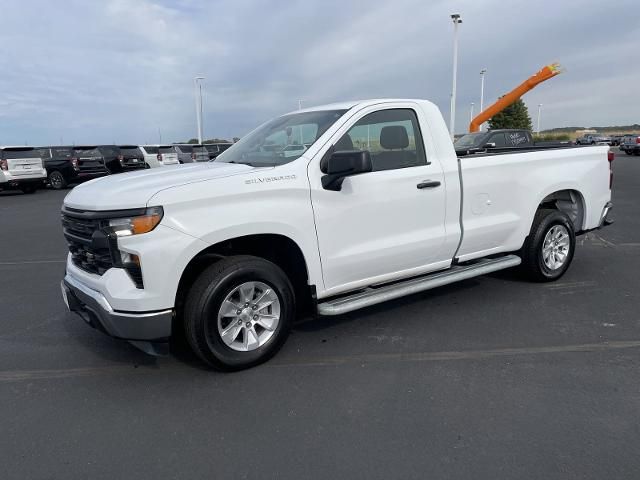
[
  {"left": 184, "top": 255, "right": 295, "bottom": 371},
  {"left": 521, "top": 209, "right": 576, "bottom": 282},
  {"left": 625, "top": 151, "right": 633, "bottom": 156},
  {"left": 48, "top": 171, "right": 67, "bottom": 190},
  {"left": 20, "top": 185, "right": 37, "bottom": 194}
]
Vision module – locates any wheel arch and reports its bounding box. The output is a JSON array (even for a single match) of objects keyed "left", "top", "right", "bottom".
[
  {"left": 174, "top": 233, "right": 314, "bottom": 320},
  {"left": 536, "top": 188, "right": 586, "bottom": 232}
]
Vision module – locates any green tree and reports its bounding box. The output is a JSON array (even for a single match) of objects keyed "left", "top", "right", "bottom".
[
  {"left": 488, "top": 99, "right": 533, "bottom": 131},
  {"left": 186, "top": 138, "right": 199, "bottom": 144}
]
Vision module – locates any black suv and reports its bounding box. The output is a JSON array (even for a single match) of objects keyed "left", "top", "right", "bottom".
[
  {"left": 96, "top": 145, "right": 145, "bottom": 173},
  {"left": 39, "top": 146, "right": 110, "bottom": 190},
  {"left": 204, "top": 143, "right": 233, "bottom": 160}
]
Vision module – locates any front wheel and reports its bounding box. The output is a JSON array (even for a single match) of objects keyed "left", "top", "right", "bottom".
[
  {"left": 184, "top": 256, "right": 295, "bottom": 371},
  {"left": 521, "top": 209, "right": 575, "bottom": 282}
]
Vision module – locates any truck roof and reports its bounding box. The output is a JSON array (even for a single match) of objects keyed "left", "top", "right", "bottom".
[{"left": 290, "top": 99, "right": 435, "bottom": 115}]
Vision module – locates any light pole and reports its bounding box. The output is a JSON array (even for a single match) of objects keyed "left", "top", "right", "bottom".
[
  {"left": 537, "top": 103, "right": 543, "bottom": 134},
  {"left": 479, "top": 68, "right": 487, "bottom": 130},
  {"left": 449, "top": 13, "right": 462, "bottom": 141},
  {"left": 298, "top": 99, "right": 303, "bottom": 110},
  {"left": 193, "top": 76, "right": 205, "bottom": 144},
  {"left": 470, "top": 102, "right": 475, "bottom": 123}
]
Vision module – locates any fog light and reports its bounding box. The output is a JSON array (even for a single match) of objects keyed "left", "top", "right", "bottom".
[{"left": 120, "top": 252, "right": 143, "bottom": 289}]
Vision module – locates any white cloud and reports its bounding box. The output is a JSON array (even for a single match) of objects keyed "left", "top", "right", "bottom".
[{"left": 0, "top": 0, "right": 638, "bottom": 145}]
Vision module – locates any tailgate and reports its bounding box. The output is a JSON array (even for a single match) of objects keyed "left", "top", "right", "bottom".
[
  {"left": 7, "top": 157, "right": 43, "bottom": 176},
  {"left": 161, "top": 153, "right": 179, "bottom": 165},
  {"left": 122, "top": 155, "right": 145, "bottom": 168},
  {"left": 78, "top": 156, "right": 106, "bottom": 172}
]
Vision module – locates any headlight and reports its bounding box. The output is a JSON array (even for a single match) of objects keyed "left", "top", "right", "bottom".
[{"left": 108, "top": 206, "right": 163, "bottom": 237}]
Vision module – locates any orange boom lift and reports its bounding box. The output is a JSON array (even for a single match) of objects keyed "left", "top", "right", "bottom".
[{"left": 468, "top": 63, "right": 564, "bottom": 133}]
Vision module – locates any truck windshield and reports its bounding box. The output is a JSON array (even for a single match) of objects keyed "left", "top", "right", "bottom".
[
  {"left": 216, "top": 109, "right": 348, "bottom": 167},
  {"left": 454, "top": 133, "right": 485, "bottom": 149}
]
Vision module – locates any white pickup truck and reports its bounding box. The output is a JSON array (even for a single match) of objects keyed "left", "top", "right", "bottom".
[{"left": 60, "top": 99, "right": 613, "bottom": 370}]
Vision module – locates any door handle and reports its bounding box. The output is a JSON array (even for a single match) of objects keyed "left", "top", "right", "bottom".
[{"left": 417, "top": 180, "right": 441, "bottom": 189}]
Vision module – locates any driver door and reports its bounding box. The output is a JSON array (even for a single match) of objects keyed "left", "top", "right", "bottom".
[{"left": 309, "top": 104, "right": 450, "bottom": 296}]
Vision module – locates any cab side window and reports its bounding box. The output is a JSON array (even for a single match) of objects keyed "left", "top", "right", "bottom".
[{"left": 335, "top": 109, "right": 427, "bottom": 172}]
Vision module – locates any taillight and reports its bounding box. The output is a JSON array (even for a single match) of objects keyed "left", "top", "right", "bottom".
[
  {"left": 191, "top": 152, "right": 196, "bottom": 160},
  {"left": 0, "top": 159, "right": 7, "bottom": 171},
  {"left": 157, "top": 153, "right": 163, "bottom": 162},
  {"left": 118, "top": 154, "right": 124, "bottom": 165},
  {"left": 636, "top": 137, "right": 640, "bottom": 144},
  {"left": 71, "top": 157, "right": 79, "bottom": 170}
]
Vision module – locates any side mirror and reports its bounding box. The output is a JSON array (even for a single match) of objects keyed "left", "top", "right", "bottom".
[
  {"left": 483, "top": 142, "right": 496, "bottom": 148},
  {"left": 320, "top": 150, "right": 372, "bottom": 191}
]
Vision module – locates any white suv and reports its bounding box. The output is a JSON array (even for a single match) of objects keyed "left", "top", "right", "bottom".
[
  {"left": 140, "top": 145, "right": 180, "bottom": 168},
  {"left": 0, "top": 146, "right": 47, "bottom": 194}
]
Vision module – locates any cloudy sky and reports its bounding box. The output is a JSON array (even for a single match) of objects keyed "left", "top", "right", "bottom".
[{"left": 1, "top": 0, "right": 638, "bottom": 145}]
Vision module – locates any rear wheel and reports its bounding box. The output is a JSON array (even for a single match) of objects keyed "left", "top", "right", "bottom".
[
  {"left": 184, "top": 256, "right": 295, "bottom": 371},
  {"left": 48, "top": 171, "right": 67, "bottom": 190},
  {"left": 626, "top": 151, "right": 633, "bottom": 156},
  {"left": 521, "top": 209, "right": 575, "bottom": 282}
]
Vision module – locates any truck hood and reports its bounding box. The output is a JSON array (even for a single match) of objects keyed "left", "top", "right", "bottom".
[{"left": 63, "top": 162, "right": 255, "bottom": 210}]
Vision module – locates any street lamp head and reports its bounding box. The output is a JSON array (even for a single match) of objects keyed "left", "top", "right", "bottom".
[
  {"left": 450, "top": 13, "right": 462, "bottom": 23},
  {"left": 480, "top": 68, "right": 487, "bottom": 75},
  {"left": 194, "top": 76, "right": 205, "bottom": 81}
]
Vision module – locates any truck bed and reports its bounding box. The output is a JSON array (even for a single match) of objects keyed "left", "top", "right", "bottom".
[{"left": 456, "top": 143, "right": 582, "bottom": 157}]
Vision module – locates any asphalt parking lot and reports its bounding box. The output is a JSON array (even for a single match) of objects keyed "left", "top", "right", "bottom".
[{"left": 1, "top": 151, "right": 639, "bottom": 479}]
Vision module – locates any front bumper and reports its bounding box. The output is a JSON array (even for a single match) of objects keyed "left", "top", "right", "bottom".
[{"left": 61, "top": 274, "right": 173, "bottom": 344}]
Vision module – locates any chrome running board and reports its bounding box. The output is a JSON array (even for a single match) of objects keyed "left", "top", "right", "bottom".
[{"left": 317, "top": 255, "right": 521, "bottom": 316}]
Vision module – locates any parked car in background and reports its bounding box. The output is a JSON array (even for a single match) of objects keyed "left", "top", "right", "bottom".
[
  {"left": 576, "top": 134, "right": 612, "bottom": 145},
  {"left": 140, "top": 145, "right": 180, "bottom": 168},
  {"left": 620, "top": 135, "right": 640, "bottom": 155},
  {"left": 0, "top": 146, "right": 47, "bottom": 194},
  {"left": 454, "top": 129, "right": 534, "bottom": 154},
  {"left": 204, "top": 143, "right": 234, "bottom": 160},
  {"left": 86, "top": 145, "right": 145, "bottom": 173},
  {"left": 609, "top": 135, "right": 623, "bottom": 146},
  {"left": 173, "top": 144, "right": 209, "bottom": 163},
  {"left": 117, "top": 145, "right": 147, "bottom": 170},
  {"left": 39, "top": 146, "right": 109, "bottom": 189}
]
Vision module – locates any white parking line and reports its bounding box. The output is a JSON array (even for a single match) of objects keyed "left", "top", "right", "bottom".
[{"left": 0, "top": 259, "right": 66, "bottom": 265}]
